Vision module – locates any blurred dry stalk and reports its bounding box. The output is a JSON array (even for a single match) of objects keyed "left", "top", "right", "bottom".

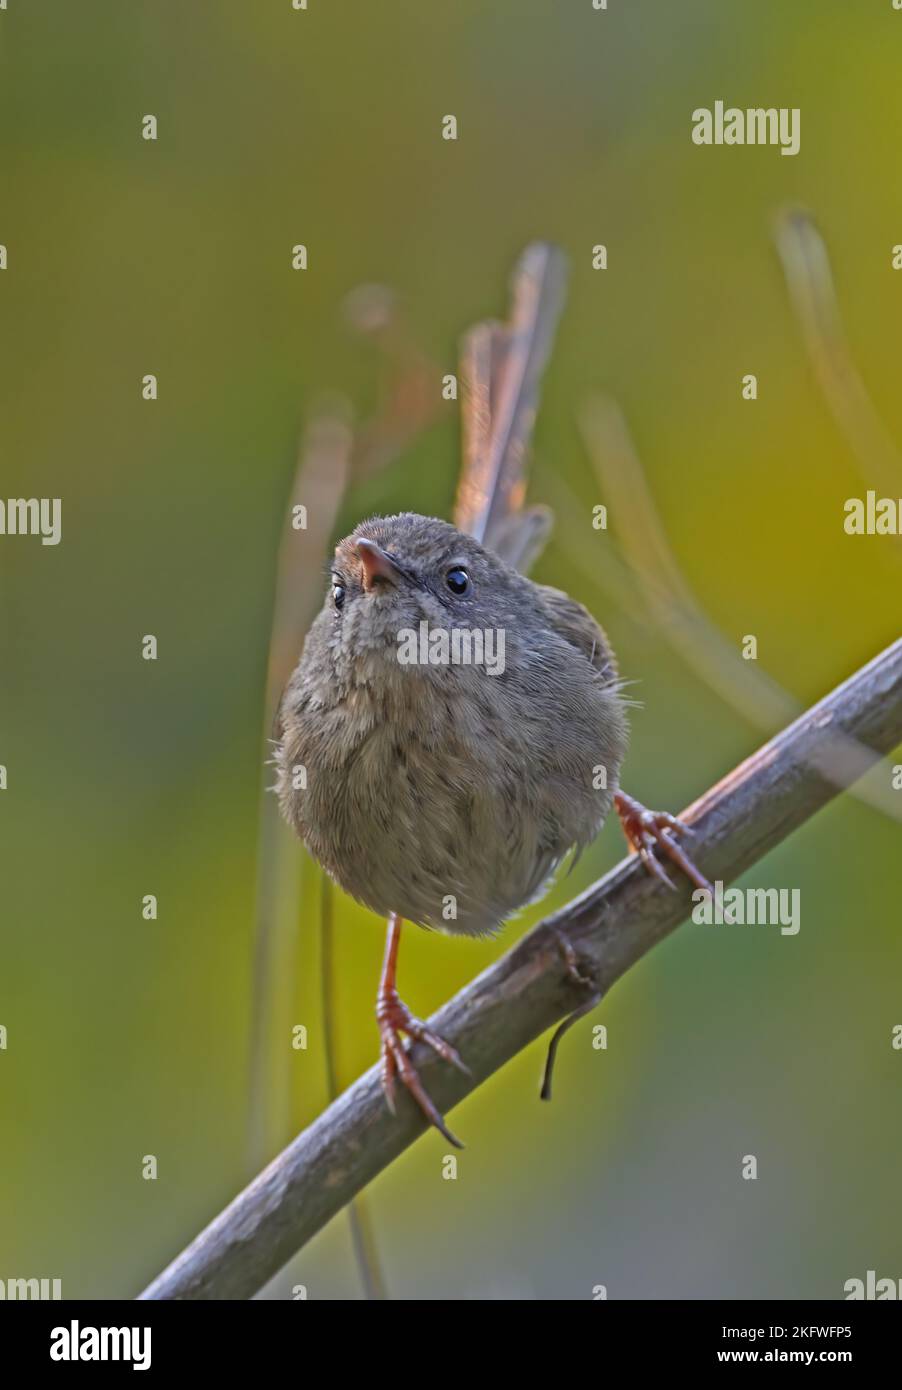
[
  {"left": 141, "top": 636, "right": 902, "bottom": 1300},
  {"left": 533, "top": 457, "right": 652, "bottom": 616},
  {"left": 247, "top": 402, "right": 354, "bottom": 1176},
  {"left": 342, "top": 283, "right": 449, "bottom": 480},
  {"left": 576, "top": 221, "right": 902, "bottom": 825},
  {"left": 579, "top": 395, "right": 790, "bottom": 729},
  {"left": 773, "top": 206, "right": 902, "bottom": 528}
]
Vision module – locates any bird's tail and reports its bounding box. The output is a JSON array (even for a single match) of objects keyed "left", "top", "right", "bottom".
[{"left": 453, "top": 242, "right": 568, "bottom": 574}]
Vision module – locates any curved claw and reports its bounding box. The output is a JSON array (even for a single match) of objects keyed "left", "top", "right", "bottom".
[
  {"left": 638, "top": 842, "right": 677, "bottom": 890},
  {"left": 377, "top": 993, "right": 466, "bottom": 1149},
  {"left": 615, "top": 791, "right": 712, "bottom": 895},
  {"left": 649, "top": 825, "right": 713, "bottom": 896},
  {"left": 416, "top": 1026, "right": 471, "bottom": 1078}
]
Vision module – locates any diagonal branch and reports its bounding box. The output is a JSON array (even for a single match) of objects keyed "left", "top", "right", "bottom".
[{"left": 140, "top": 636, "right": 902, "bottom": 1301}]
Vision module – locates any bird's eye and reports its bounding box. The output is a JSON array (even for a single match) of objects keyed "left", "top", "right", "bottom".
[
  {"left": 445, "top": 566, "right": 470, "bottom": 596},
  {"left": 332, "top": 580, "right": 345, "bottom": 610}
]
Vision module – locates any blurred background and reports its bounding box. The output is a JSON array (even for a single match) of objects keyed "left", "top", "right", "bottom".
[{"left": 1, "top": 0, "right": 901, "bottom": 1300}]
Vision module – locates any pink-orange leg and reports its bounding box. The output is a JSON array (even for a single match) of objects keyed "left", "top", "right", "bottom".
[
  {"left": 376, "top": 913, "right": 469, "bottom": 1149},
  {"left": 614, "top": 790, "right": 713, "bottom": 895}
]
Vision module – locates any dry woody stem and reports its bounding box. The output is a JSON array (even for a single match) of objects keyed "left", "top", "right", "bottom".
[{"left": 140, "top": 636, "right": 902, "bottom": 1301}]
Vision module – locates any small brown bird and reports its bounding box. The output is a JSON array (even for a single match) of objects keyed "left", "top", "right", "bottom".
[{"left": 276, "top": 511, "right": 710, "bottom": 1145}]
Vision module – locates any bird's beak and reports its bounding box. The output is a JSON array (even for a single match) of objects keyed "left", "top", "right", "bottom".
[{"left": 355, "top": 538, "right": 402, "bottom": 592}]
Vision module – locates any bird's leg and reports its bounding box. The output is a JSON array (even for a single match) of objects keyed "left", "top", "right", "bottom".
[
  {"left": 376, "top": 913, "right": 469, "bottom": 1149},
  {"left": 614, "top": 790, "right": 713, "bottom": 896}
]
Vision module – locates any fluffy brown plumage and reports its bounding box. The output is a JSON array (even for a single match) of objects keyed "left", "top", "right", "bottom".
[{"left": 276, "top": 512, "right": 628, "bottom": 936}]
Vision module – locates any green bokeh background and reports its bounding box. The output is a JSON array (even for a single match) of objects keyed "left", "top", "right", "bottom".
[{"left": 1, "top": 0, "right": 900, "bottom": 1299}]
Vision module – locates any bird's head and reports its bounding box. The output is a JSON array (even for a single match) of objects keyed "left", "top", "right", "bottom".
[{"left": 319, "top": 512, "right": 518, "bottom": 689}]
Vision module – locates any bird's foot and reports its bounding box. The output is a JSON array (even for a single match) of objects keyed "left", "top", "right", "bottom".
[
  {"left": 376, "top": 989, "right": 469, "bottom": 1149},
  {"left": 614, "top": 790, "right": 712, "bottom": 895}
]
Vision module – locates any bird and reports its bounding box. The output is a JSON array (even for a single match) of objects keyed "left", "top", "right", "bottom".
[{"left": 275, "top": 510, "right": 710, "bottom": 1146}]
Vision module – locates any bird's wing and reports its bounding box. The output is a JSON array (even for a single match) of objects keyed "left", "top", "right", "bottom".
[{"left": 534, "top": 583, "right": 619, "bottom": 685}]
